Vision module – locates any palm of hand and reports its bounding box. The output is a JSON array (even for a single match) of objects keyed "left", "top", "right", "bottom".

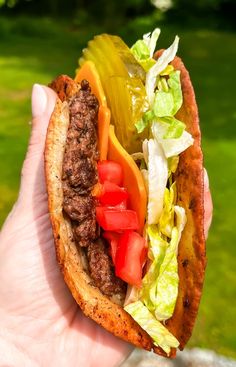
[
  {"left": 0, "top": 156, "right": 130, "bottom": 367},
  {"left": 0, "top": 87, "right": 130, "bottom": 367}
]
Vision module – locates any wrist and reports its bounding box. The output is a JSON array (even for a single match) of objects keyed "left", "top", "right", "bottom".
[{"left": 0, "top": 328, "right": 38, "bottom": 367}]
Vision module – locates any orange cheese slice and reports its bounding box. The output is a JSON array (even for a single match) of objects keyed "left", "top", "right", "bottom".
[
  {"left": 108, "top": 125, "right": 147, "bottom": 233},
  {"left": 75, "top": 61, "right": 110, "bottom": 160}
]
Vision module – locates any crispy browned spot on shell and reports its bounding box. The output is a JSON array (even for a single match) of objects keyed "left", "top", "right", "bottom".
[{"left": 48, "top": 75, "right": 80, "bottom": 102}]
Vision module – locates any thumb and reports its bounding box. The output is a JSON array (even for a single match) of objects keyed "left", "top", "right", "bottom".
[{"left": 19, "top": 84, "right": 57, "bottom": 202}]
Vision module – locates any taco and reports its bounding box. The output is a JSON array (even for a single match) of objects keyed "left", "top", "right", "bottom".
[{"left": 44, "top": 29, "right": 206, "bottom": 358}]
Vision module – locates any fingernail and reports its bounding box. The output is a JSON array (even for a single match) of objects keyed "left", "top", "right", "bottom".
[{"left": 31, "top": 84, "right": 48, "bottom": 118}]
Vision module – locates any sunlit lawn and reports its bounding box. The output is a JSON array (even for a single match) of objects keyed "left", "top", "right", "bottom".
[{"left": 0, "top": 17, "right": 235, "bottom": 358}]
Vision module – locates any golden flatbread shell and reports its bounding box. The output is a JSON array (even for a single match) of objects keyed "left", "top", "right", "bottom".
[
  {"left": 44, "top": 55, "right": 205, "bottom": 358},
  {"left": 163, "top": 55, "right": 206, "bottom": 350}
]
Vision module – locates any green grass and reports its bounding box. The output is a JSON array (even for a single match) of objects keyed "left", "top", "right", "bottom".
[{"left": 0, "top": 17, "right": 236, "bottom": 359}]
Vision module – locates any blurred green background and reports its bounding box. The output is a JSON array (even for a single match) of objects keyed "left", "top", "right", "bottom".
[{"left": 0, "top": 0, "right": 236, "bottom": 359}]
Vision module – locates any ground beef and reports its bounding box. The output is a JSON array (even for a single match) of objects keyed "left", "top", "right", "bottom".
[
  {"left": 50, "top": 76, "right": 126, "bottom": 300},
  {"left": 73, "top": 215, "right": 97, "bottom": 246},
  {"left": 87, "top": 239, "right": 126, "bottom": 297},
  {"left": 61, "top": 79, "right": 99, "bottom": 241},
  {"left": 64, "top": 156, "right": 97, "bottom": 191},
  {"left": 63, "top": 194, "right": 95, "bottom": 222}
]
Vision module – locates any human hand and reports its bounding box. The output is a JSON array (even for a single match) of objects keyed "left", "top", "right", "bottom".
[
  {"left": 0, "top": 84, "right": 213, "bottom": 367},
  {"left": 0, "top": 85, "right": 132, "bottom": 367},
  {"left": 204, "top": 168, "right": 213, "bottom": 239}
]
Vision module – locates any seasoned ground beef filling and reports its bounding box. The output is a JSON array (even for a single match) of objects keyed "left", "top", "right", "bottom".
[
  {"left": 87, "top": 239, "right": 126, "bottom": 297},
  {"left": 62, "top": 80, "right": 99, "bottom": 245},
  {"left": 50, "top": 76, "right": 126, "bottom": 299}
]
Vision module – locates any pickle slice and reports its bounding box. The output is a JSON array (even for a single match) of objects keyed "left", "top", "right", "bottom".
[
  {"left": 79, "top": 34, "right": 148, "bottom": 153},
  {"left": 108, "top": 35, "right": 145, "bottom": 81},
  {"left": 105, "top": 76, "right": 148, "bottom": 153}
]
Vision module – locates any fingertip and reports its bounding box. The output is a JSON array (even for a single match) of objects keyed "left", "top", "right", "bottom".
[
  {"left": 203, "top": 167, "right": 210, "bottom": 190},
  {"left": 41, "top": 85, "right": 58, "bottom": 117},
  {"left": 31, "top": 84, "right": 57, "bottom": 120},
  {"left": 203, "top": 168, "right": 213, "bottom": 238}
]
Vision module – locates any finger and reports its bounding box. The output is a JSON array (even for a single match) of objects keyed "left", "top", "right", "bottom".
[
  {"left": 19, "top": 84, "right": 57, "bottom": 201},
  {"left": 204, "top": 168, "right": 213, "bottom": 239}
]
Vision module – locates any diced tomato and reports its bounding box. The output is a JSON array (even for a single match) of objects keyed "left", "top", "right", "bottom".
[
  {"left": 115, "top": 231, "right": 147, "bottom": 287},
  {"left": 98, "top": 160, "right": 123, "bottom": 186},
  {"left": 102, "top": 200, "right": 127, "bottom": 210},
  {"left": 103, "top": 231, "right": 121, "bottom": 264},
  {"left": 98, "top": 181, "right": 128, "bottom": 206},
  {"left": 96, "top": 207, "right": 139, "bottom": 231},
  {"left": 111, "top": 200, "right": 127, "bottom": 210}
]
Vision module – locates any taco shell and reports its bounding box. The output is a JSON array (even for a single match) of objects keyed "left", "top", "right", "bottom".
[{"left": 44, "top": 55, "right": 205, "bottom": 357}]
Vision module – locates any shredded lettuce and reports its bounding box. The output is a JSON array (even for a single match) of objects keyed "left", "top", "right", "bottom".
[
  {"left": 174, "top": 205, "right": 187, "bottom": 244},
  {"left": 147, "top": 225, "right": 168, "bottom": 261},
  {"left": 131, "top": 28, "right": 160, "bottom": 72},
  {"left": 125, "top": 301, "right": 179, "bottom": 355},
  {"left": 153, "top": 70, "right": 183, "bottom": 117},
  {"left": 161, "top": 117, "right": 186, "bottom": 139},
  {"left": 167, "top": 70, "right": 183, "bottom": 115},
  {"left": 160, "top": 64, "right": 174, "bottom": 76},
  {"left": 144, "top": 139, "right": 168, "bottom": 225},
  {"left": 127, "top": 29, "right": 190, "bottom": 353},
  {"left": 152, "top": 226, "right": 179, "bottom": 321},
  {"left": 146, "top": 36, "right": 179, "bottom": 104},
  {"left": 141, "top": 226, "right": 168, "bottom": 311},
  {"left": 135, "top": 118, "right": 147, "bottom": 134},
  {"left": 153, "top": 90, "right": 174, "bottom": 117},
  {"left": 152, "top": 120, "right": 194, "bottom": 158},
  {"left": 143, "top": 28, "right": 161, "bottom": 58},
  {"left": 168, "top": 156, "right": 179, "bottom": 176},
  {"left": 124, "top": 285, "right": 140, "bottom": 306},
  {"left": 159, "top": 183, "right": 176, "bottom": 238},
  {"left": 138, "top": 183, "right": 187, "bottom": 324},
  {"left": 140, "top": 223, "right": 186, "bottom": 322},
  {"left": 131, "top": 40, "right": 150, "bottom": 62},
  {"left": 135, "top": 70, "right": 184, "bottom": 135},
  {"left": 135, "top": 109, "right": 153, "bottom": 133},
  {"left": 140, "top": 182, "right": 185, "bottom": 322}
]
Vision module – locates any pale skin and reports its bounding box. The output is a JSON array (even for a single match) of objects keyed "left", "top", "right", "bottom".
[{"left": 0, "top": 85, "right": 213, "bottom": 367}]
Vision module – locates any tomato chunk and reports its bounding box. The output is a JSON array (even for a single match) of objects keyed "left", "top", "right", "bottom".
[
  {"left": 96, "top": 207, "right": 139, "bottom": 231},
  {"left": 103, "top": 200, "right": 127, "bottom": 210},
  {"left": 115, "top": 231, "right": 147, "bottom": 287},
  {"left": 98, "top": 160, "right": 123, "bottom": 186},
  {"left": 111, "top": 200, "right": 127, "bottom": 210},
  {"left": 103, "top": 231, "right": 121, "bottom": 264},
  {"left": 99, "top": 181, "right": 128, "bottom": 206}
]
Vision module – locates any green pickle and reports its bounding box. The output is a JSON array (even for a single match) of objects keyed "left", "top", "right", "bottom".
[
  {"left": 79, "top": 34, "right": 148, "bottom": 153},
  {"left": 108, "top": 35, "right": 145, "bottom": 81}
]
